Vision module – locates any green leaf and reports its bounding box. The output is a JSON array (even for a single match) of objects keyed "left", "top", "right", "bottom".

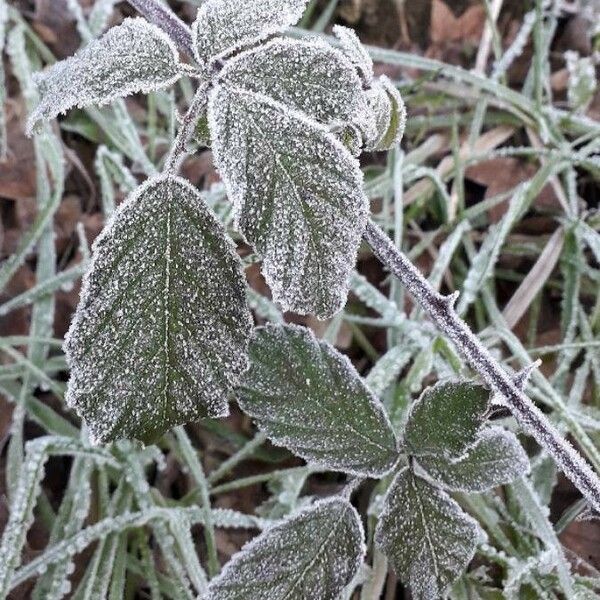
[
  {"left": 207, "top": 497, "right": 365, "bottom": 600},
  {"left": 65, "top": 176, "right": 252, "bottom": 444},
  {"left": 209, "top": 85, "right": 368, "bottom": 318},
  {"left": 416, "top": 427, "right": 530, "bottom": 492},
  {"left": 365, "top": 76, "right": 407, "bottom": 151},
  {"left": 375, "top": 468, "right": 483, "bottom": 600},
  {"left": 238, "top": 324, "right": 399, "bottom": 477},
  {"left": 333, "top": 25, "right": 374, "bottom": 85},
  {"left": 219, "top": 38, "right": 373, "bottom": 136},
  {"left": 192, "top": 0, "right": 309, "bottom": 68},
  {"left": 404, "top": 381, "right": 490, "bottom": 459},
  {"left": 27, "top": 19, "right": 182, "bottom": 134}
]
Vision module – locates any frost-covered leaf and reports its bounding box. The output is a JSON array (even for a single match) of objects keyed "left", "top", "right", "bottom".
[
  {"left": 404, "top": 381, "right": 490, "bottom": 459},
  {"left": 416, "top": 427, "right": 530, "bottom": 492},
  {"left": 333, "top": 25, "right": 373, "bottom": 85},
  {"left": 207, "top": 497, "right": 365, "bottom": 600},
  {"left": 27, "top": 18, "right": 182, "bottom": 135},
  {"left": 219, "top": 38, "right": 371, "bottom": 133},
  {"left": 209, "top": 85, "right": 368, "bottom": 318},
  {"left": 364, "top": 76, "right": 407, "bottom": 151},
  {"left": 375, "top": 468, "right": 483, "bottom": 600},
  {"left": 192, "top": 0, "right": 309, "bottom": 68},
  {"left": 65, "top": 176, "right": 252, "bottom": 444},
  {"left": 238, "top": 324, "right": 399, "bottom": 476}
]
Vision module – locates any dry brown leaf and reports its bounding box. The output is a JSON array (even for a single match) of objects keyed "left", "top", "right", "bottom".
[
  {"left": 430, "top": 0, "right": 486, "bottom": 44},
  {"left": 501, "top": 228, "right": 565, "bottom": 329}
]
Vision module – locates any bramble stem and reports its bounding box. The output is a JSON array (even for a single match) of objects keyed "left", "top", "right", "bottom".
[
  {"left": 127, "top": 0, "right": 193, "bottom": 54},
  {"left": 124, "top": 0, "right": 600, "bottom": 513},
  {"left": 364, "top": 220, "right": 600, "bottom": 512},
  {"left": 163, "top": 82, "right": 210, "bottom": 174}
]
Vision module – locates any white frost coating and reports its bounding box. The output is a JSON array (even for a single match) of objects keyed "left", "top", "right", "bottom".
[
  {"left": 364, "top": 76, "right": 407, "bottom": 151},
  {"left": 333, "top": 25, "right": 374, "bottom": 85},
  {"left": 220, "top": 38, "right": 373, "bottom": 135},
  {"left": 365, "top": 345, "right": 413, "bottom": 396},
  {"left": 192, "top": 0, "right": 309, "bottom": 68},
  {"left": 404, "top": 380, "right": 490, "bottom": 459},
  {"left": 375, "top": 468, "right": 484, "bottom": 600},
  {"left": 64, "top": 175, "right": 252, "bottom": 444},
  {"left": 27, "top": 18, "right": 182, "bottom": 135},
  {"left": 209, "top": 85, "right": 369, "bottom": 318},
  {"left": 565, "top": 50, "right": 597, "bottom": 112},
  {"left": 207, "top": 497, "right": 365, "bottom": 600},
  {"left": 238, "top": 324, "right": 400, "bottom": 477},
  {"left": 416, "top": 427, "right": 531, "bottom": 493}
]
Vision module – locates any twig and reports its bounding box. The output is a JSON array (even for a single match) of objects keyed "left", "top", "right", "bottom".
[
  {"left": 127, "top": 0, "right": 193, "bottom": 55},
  {"left": 364, "top": 220, "right": 600, "bottom": 513}
]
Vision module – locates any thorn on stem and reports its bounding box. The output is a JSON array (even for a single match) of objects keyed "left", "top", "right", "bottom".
[
  {"left": 439, "top": 291, "right": 459, "bottom": 309},
  {"left": 514, "top": 359, "right": 542, "bottom": 390}
]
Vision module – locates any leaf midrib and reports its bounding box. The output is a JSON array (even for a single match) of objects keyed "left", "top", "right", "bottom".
[{"left": 281, "top": 506, "right": 347, "bottom": 600}]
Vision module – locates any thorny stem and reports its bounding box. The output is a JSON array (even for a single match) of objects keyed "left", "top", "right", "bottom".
[
  {"left": 126, "top": 0, "right": 193, "bottom": 55},
  {"left": 163, "top": 82, "right": 210, "bottom": 174},
  {"left": 364, "top": 220, "right": 600, "bottom": 513},
  {"left": 125, "top": 0, "right": 600, "bottom": 512}
]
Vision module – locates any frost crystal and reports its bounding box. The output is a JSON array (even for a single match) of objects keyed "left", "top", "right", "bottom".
[
  {"left": 364, "top": 76, "right": 407, "bottom": 151},
  {"left": 209, "top": 85, "right": 368, "bottom": 318},
  {"left": 333, "top": 25, "right": 374, "bottom": 85},
  {"left": 207, "top": 497, "right": 365, "bottom": 600},
  {"left": 375, "top": 468, "right": 484, "bottom": 600},
  {"left": 220, "top": 38, "right": 372, "bottom": 134},
  {"left": 238, "top": 324, "right": 399, "bottom": 477},
  {"left": 404, "top": 381, "right": 490, "bottom": 459},
  {"left": 27, "top": 18, "right": 182, "bottom": 135},
  {"left": 416, "top": 427, "right": 530, "bottom": 493},
  {"left": 64, "top": 176, "right": 252, "bottom": 444},
  {"left": 192, "top": 0, "right": 309, "bottom": 68}
]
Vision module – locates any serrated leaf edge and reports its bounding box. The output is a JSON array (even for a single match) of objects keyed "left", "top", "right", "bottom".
[
  {"left": 208, "top": 496, "right": 366, "bottom": 597},
  {"left": 208, "top": 84, "right": 368, "bottom": 318},
  {"left": 404, "top": 379, "right": 491, "bottom": 460},
  {"left": 27, "top": 18, "right": 183, "bottom": 135},
  {"left": 64, "top": 174, "right": 252, "bottom": 442},
  {"left": 240, "top": 323, "right": 401, "bottom": 478},
  {"left": 191, "top": 0, "right": 309, "bottom": 68}
]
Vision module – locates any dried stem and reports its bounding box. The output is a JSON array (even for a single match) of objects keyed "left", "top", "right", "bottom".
[
  {"left": 126, "top": 0, "right": 193, "bottom": 54},
  {"left": 364, "top": 220, "right": 600, "bottom": 512}
]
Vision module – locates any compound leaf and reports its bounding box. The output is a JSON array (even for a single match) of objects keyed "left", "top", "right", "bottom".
[
  {"left": 208, "top": 497, "right": 365, "bottom": 600},
  {"left": 65, "top": 176, "right": 252, "bottom": 444},
  {"left": 27, "top": 18, "right": 182, "bottom": 134},
  {"left": 417, "top": 427, "right": 530, "bottom": 492},
  {"left": 404, "top": 381, "right": 490, "bottom": 459},
  {"left": 192, "top": 0, "right": 309, "bottom": 68},
  {"left": 375, "top": 469, "right": 483, "bottom": 600},
  {"left": 238, "top": 324, "right": 399, "bottom": 477},
  {"left": 209, "top": 85, "right": 368, "bottom": 318},
  {"left": 220, "top": 38, "right": 373, "bottom": 135}
]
